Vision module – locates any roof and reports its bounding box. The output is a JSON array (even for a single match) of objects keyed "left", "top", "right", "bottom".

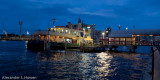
[
  {"left": 55, "top": 26, "right": 65, "bottom": 28},
  {"left": 108, "top": 29, "right": 160, "bottom": 38}
]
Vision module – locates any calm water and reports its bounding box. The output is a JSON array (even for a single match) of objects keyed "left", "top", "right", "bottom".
[{"left": 0, "top": 41, "right": 151, "bottom": 80}]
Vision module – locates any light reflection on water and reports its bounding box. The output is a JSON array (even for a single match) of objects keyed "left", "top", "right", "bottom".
[
  {"left": 0, "top": 41, "right": 151, "bottom": 80},
  {"left": 95, "top": 52, "right": 113, "bottom": 77}
]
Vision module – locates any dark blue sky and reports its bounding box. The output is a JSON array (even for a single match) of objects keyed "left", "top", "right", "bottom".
[{"left": 0, "top": 0, "right": 160, "bottom": 34}]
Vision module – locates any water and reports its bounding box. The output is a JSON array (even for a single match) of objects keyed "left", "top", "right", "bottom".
[{"left": 0, "top": 41, "right": 151, "bottom": 80}]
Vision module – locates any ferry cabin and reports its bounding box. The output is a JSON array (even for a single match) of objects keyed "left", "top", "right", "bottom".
[{"left": 33, "top": 26, "right": 93, "bottom": 45}]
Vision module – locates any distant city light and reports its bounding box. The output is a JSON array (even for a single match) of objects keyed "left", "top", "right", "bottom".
[
  {"left": 126, "top": 27, "right": 128, "bottom": 30},
  {"left": 87, "top": 26, "right": 90, "bottom": 29},
  {"left": 27, "top": 31, "right": 29, "bottom": 35}
]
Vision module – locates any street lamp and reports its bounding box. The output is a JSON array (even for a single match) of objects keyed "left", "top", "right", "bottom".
[
  {"left": 118, "top": 24, "right": 121, "bottom": 30},
  {"left": 106, "top": 31, "right": 109, "bottom": 37},
  {"left": 81, "top": 28, "right": 86, "bottom": 45},
  {"left": 83, "top": 28, "right": 85, "bottom": 38},
  {"left": 126, "top": 27, "right": 128, "bottom": 30},
  {"left": 47, "top": 18, "right": 55, "bottom": 51},
  {"left": 102, "top": 32, "right": 105, "bottom": 39},
  {"left": 106, "top": 31, "right": 109, "bottom": 34},
  {"left": 26, "top": 31, "right": 29, "bottom": 35}
]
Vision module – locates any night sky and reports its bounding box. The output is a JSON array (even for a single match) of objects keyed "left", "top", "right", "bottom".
[{"left": 0, "top": 0, "right": 160, "bottom": 34}]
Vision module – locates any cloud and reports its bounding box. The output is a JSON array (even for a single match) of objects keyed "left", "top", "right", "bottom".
[
  {"left": 146, "top": 11, "right": 159, "bottom": 16},
  {"left": 0, "top": 0, "right": 160, "bottom": 34},
  {"left": 68, "top": 8, "right": 117, "bottom": 18}
]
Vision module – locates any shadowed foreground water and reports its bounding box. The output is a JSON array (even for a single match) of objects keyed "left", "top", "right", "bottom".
[{"left": 0, "top": 41, "right": 151, "bottom": 80}]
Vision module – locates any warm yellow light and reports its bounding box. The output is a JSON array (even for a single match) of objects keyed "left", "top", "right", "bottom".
[
  {"left": 149, "top": 35, "right": 153, "bottom": 36},
  {"left": 102, "top": 32, "right": 105, "bottom": 35},
  {"left": 56, "top": 36, "right": 59, "bottom": 39}
]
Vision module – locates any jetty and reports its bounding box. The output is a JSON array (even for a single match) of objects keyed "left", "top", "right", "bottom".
[{"left": 100, "top": 29, "right": 160, "bottom": 52}]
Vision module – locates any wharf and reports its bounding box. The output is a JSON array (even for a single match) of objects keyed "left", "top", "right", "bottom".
[{"left": 0, "top": 37, "right": 31, "bottom": 41}]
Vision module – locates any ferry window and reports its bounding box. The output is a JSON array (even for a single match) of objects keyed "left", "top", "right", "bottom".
[
  {"left": 65, "top": 30, "right": 68, "bottom": 33},
  {"left": 69, "top": 30, "right": 70, "bottom": 34},
  {"left": 74, "top": 32, "right": 77, "bottom": 35}
]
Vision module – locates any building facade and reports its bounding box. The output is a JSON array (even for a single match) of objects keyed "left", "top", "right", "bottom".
[{"left": 105, "top": 29, "right": 160, "bottom": 45}]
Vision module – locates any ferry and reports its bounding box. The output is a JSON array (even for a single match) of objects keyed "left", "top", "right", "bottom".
[{"left": 27, "top": 17, "right": 94, "bottom": 50}]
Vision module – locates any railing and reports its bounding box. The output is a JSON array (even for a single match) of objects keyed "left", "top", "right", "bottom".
[
  {"left": 102, "top": 40, "right": 160, "bottom": 46},
  {"left": 0, "top": 37, "right": 32, "bottom": 41}
]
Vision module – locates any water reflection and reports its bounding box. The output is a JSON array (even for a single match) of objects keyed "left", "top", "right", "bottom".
[
  {"left": 0, "top": 41, "right": 151, "bottom": 80},
  {"left": 95, "top": 52, "right": 113, "bottom": 77},
  {"left": 34, "top": 51, "right": 150, "bottom": 80}
]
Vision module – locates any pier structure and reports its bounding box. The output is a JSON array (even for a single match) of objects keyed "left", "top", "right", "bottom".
[
  {"left": 101, "top": 29, "right": 160, "bottom": 52},
  {"left": 27, "top": 29, "right": 160, "bottom": 52}
]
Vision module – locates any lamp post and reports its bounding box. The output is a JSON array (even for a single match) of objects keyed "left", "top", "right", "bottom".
[
  {"left": 46, "top": 18, "right": 56, "bottom": 51},
  {"left": 83, "top": 28, "right": 85, "bottom": 38},
  {"left": 106, "top": 31, "right": 109, "bottom": 37},
  {"left": 48, "top": 20, "right": 51, "bottom": 43},
  {"left": 47, "top": 19, "right": 55, "bottom": 42},
  {"left": 102, "top": 32, "right": 105, "bottom": 45},
  {"left": 119, "top": 24, "right": 121, "bottom": 30},
  {"left": 26, "top": 31, "right": 29, "bottom": 35},
  {"left": 126, "top": 27, "right": 128, "bottom": 30},
  {"left": 19, "top": 21, "right": 23, "bottom": 39},
  {"left": 102, "top": 32, "right": 105, "bottom": 39}
]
